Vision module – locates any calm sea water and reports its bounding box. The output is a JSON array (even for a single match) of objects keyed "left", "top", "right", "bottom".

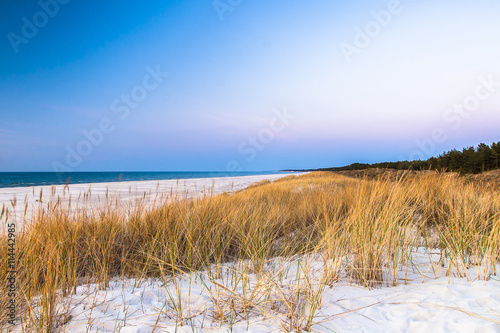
[{"left": 0, "top": 171, "right": 288, "bottom": 189}]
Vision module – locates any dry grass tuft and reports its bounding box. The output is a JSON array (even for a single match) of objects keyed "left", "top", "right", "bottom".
[{"left": 1, "top": 171, "right": 499, "bottom": 331}]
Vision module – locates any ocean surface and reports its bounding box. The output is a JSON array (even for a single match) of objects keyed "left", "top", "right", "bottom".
[{"left": 0, "top": 171, "right": 289, "bottom": 189}]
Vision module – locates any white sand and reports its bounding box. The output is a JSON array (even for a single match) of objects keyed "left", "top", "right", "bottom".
[
  {"left": 14, "top": 249, "right": 500, "bottom": 333},
  {"left": 0, "top": 173, "right": 300, "bottom": 228},
  {"left": 4, "top": 173, "right": 500, "bottom": 332}
]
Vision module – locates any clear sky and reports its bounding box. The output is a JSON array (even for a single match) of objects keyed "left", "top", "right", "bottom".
[{"left": 1, "top": 0, "right": 499, "bottom": 172}]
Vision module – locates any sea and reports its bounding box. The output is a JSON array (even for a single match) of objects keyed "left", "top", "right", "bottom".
[{"left": 0, "top": 171, "right": 289, "bottom": 189}]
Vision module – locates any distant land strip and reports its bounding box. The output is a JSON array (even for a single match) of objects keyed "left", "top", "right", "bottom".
[{"left": 283, "top": 141, "right": 500, "bottom": 175}]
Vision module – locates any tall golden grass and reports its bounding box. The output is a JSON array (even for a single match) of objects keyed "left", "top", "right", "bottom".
[{"left": 1, "top": 171, "right": 499, "bottom": 331}]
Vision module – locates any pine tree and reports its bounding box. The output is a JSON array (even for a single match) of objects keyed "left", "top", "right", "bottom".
[{"left": 492, "top": 142, "right": 500, "bottom": 169}]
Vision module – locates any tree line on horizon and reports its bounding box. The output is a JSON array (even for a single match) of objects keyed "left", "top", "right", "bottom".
[{"left": 319, "top": 141, "right": 500, "bottom": 175}]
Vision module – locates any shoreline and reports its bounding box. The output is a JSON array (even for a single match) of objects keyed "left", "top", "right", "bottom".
[
  {"left": 0, "top": 171, "right": 292, "bottom": 189},
  {"left": 0, "top": 172, "right": 305, "bottom": 226},
  {"left": 2, "top": 171, "right": 499, "bottom": 332}
]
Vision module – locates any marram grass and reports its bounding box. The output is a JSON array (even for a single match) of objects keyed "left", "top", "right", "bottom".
[{"left": 1, "top": 171, "right": 499, "bottom": 331}]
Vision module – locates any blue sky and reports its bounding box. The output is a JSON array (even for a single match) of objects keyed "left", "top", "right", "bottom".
[{"left": 1, "top": 0, "right": 500, "bottom": 171}]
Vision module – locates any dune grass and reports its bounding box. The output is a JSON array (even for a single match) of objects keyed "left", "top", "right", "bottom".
[{"left": 1, "top": 171, "right": 499, "bottom": 331}]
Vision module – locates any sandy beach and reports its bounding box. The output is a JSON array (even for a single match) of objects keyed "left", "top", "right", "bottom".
[
  {"left": 0, "top": 173, "right": 300, "bottom": 228},
  {"left": 2, "top": 172, "right": 500, "bottom": 332},
  {"left": 41, "top": 249, "right": 500, "bottom": 333},
  {"left": 4, "top": 0, "right": 500, "bottom": 331}
]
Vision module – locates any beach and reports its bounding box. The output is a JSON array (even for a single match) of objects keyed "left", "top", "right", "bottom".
[
  {"left": 5, "top": 0, "right": 500, "bottom": 331},
  {"left": 2, "top": 171, "right": 500, "bottom": 332},
  {"left": 0, "top": 173, "right": 299, "bottom": 228},
  {"left": 40, "top": 250, "right": 500, "bottom": 333}
]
